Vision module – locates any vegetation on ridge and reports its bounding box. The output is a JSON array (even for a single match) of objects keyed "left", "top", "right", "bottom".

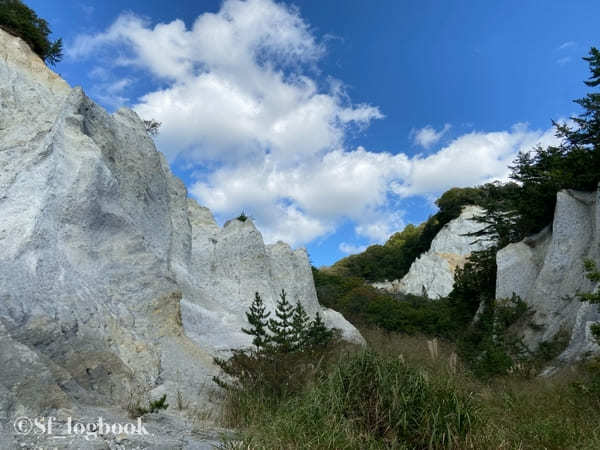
[
  {"left": 0, "top": 0, "right": 63, "bottom": 65},
  {"left": 328, "top": 186, "right": 491, "bottom": 283}
]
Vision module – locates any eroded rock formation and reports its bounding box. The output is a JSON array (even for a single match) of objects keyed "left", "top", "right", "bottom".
[
  {"left": 373, "top": 205, "right": 492, "bottom": 298},
  {"left": 496, "top": 187, "right": 600, "bottom": 364},
  {"left": 0, "top": 29, "right": 361, "bottom": 447}
]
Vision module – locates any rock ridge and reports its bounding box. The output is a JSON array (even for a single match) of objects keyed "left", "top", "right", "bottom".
[
  {"left": 496, "top": 186, "right": 600, "bottom": 364},
  {"left": 0, "top": 28, "right": 362, "bottom": 447},
  {"left": 373, "top": 205, "right": 493, "bottom": 298}
]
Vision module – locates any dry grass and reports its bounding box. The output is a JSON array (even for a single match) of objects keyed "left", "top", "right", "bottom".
[{"left": 214, "top": 327, "right": 600, "bottom": 449}]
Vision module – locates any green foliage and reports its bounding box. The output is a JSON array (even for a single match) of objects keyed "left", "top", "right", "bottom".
[
  {"left": 533, "top": 328, "right": 570, "bottom": 365},
  {"left": 323, "top": 351, "right": 474, "bottom": 448},
  {"left": 305, "top": 311, "right": 335, "bottom": 349},
  {"left": 222, "top": 350, "right": 476, "bottom": 449},
  {"left": 577, "top": 258, "right": 600, "bottom": 344},
  {"left": 241, "top": 292, "right": 271, "bottom": 351},
  {"left": 290, "top": 301, "right": 309, "bottom": 350},
  {"left": 313, "top": 268, "right": 458, "bottom": 338},
  {"left": 213, "top": 290, "right": 339, "bottom": 402},
  {"left": 268, "top": 289, "right": 295, "bottom": 353},
  {"left": 591, "top": 323, "right": 600, "bottom": 344},
  {"left": 447, "top": 247, "right": 498, "bottom": 328},
  {"left": 217, "top": 331, "right": 600, "bottom": 449},
  {"left": 328, "top": 224, "right": 423, "bottom": 282},
  {"left": 133, "top": 394, "right": 169, "bottom": 417},
  {"left": 0, "top": 0, "right": 62, "bottom": 65},
  {"left": 148, "top": 394, "right": 169, "bottom": 412},
  {"left": 313, "top": 45, "right": 600, "bottom": 382},
  {"left": 578, "top": 258, "right": 600, "bottom": 305},
  {"left": 457, "top": 294, "right": 530, "bottom": 379},
  {"left": 569, "top": 47, "right": 600, "bottom": 147},
  {"left": 236, "top": 210, "right": 249, "bottom": 222},
  {"left": 472, "top": 47, "right": 600, "bottom": 246}
]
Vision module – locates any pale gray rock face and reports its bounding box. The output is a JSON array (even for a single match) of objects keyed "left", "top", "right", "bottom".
[
  {"left": 0, "top": 29, "right": 361, "bottom": 446},
  {"left": 496, "top": 188, "right": 600, "bottom": 363},
  {"left": 373, "top": 206, "right": 492, "bottom": 299}
]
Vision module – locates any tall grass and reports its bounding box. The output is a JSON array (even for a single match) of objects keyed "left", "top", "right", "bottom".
[{"left": 215, "top": 328, "right": 600, "bottom": 449}]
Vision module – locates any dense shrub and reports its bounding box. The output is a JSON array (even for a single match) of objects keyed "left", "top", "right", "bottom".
[
  {"left": 321, "top": 351, "right": 475, "bottom": 448},
  {"left": 0, "top": 0, "right": 62, "bottom": 64},
  {"left": 213, "top": 291, "right": 340, "bottom": 403},
  {"left": 456, "top": 294, "right": 531, "bottom": 379},
  {"left": 313, "top": 268, "right": 459, "bottom": 338},
  {"left": 224, "top": 350, "right": 476, "bottom": 449}
]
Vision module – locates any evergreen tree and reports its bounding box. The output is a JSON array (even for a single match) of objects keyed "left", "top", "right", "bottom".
[
  {"left": 268, "top": 289, "right": 295, "bottom": 352},
  {"left": 566, "top": 47, "right": 600, "bottom": 148},
  {"left": 291, "top": 301, "right": 310, "bottom": 350},
  {"left": 0, "top": 0, "right": 63, "bottom": 65},
  {"left": 578, "top": 259, "right": 600, "bottom": 344},
  {"left": 306, "top": 312, "right": 334, "bottom": 348},
  {"left": 466, "top": 46, "right": 600, "bottom": 250},
  {"left": 241, "top": 292, "right": 271, "bottom": 351}
]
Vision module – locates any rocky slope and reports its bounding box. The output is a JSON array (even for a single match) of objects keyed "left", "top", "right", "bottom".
[
  {"left": 496, "top": 187, "right": 600, "bottom": 364},
  {"left": 373, "top": 205, "right": 492, "bottom": 298},
  {"left": 0, "top": 29, "right": 361, "bottom": 448}
]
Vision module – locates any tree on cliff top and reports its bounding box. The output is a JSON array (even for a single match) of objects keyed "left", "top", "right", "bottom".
[{"left": 0, "top": 0, "right": 63, "bottom": 65}]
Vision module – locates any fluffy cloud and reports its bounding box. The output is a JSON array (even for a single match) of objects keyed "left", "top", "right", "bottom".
[
  {"left": 393, "top": 124, "right": 559, "bottom": 197},
  {"left": 188, "top": 123, "right": 557, "bottom": 246},
  {"left": 339, "top": 242, "right": 368, "bottom": 255},
  {"left": 69, "top": 0, "right": 382, "bottom": 163},
  {"left": 189, "top": 148, "right": 410, "bottom": 245},
  {"left": 68, "top": 0, "right": 562, "bottom": 249},
  {"left": 411, "top": 124, "right": 451, "bottom": 149}
]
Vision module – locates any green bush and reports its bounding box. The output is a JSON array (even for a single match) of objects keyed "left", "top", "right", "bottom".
[
  {"left": 457, "top": 294, "right": 531, "bottom": 379},
  {"left": 0, "top": 0, "right": 62, "bottom": 65},
  {"left": 313, "top": 268, "right": 459, "bottom": 338},
  {"left": 213, "top": 290, "right": 340, "bottom": 403},
  {"left": 129, "top": 393, "right": 169, "bottom": 418},
  {"left": 324, "top": 350, "right": 475, "bottom": 448},
  {"left": 226, "top": 350, "right": 476, "bottom": 449}
]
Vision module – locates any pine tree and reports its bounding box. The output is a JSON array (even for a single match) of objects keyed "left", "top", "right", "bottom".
[
  {"left": 241, "top": 292, "right": 271, "bottom": 351},
  {"left": 268, "top": 289, "right": 295, "bottom": 353},
  {"left": 306, "top": 312, "right": 334, "bottom": 348},
  {"left": 565, "top": 47, "right": 600, "bottom": 148},
  {"left": 291, "top": 301, "right": 310, "bottom": 351},
  {"left": 0, "top": 0, "right": 63, "bottom": 65}
]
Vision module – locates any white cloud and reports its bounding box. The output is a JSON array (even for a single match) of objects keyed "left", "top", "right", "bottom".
[
  {"left": 89, "top": 77, "right": 134, "bottom": 109},
  {"left": 68, "top": 0, "right": 563, "bottom": 249},
  {"left": 188, "top": 148, "right": 410, "bottom": 245},
  {"left": 556, "top": 56, "right": 572, "bottom": 66},
  {"left": 339, "top": 242, "right": 368, "bottom": 255},
  {"left": 393, "top": 124, "right": 558, "bottom": 197},
  {"left": 557, "top": 41, "right": 576, "bottom": 51},
  {"left": 411, "top": 124, "right": 451, "bottom": 149},
  {"left": 69, "top": 0, "right": 382, "bottom": 164}
]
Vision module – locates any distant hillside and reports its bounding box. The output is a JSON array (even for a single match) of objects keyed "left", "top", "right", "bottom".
[{"left": 327, "top": 186, "right": 496, "bottom": 282}]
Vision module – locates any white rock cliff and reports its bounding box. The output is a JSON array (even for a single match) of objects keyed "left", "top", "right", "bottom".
[
  {"left": 496, "top": 187, "right": 600, "bottom": 363},
  {"left": 373, "top": 205, "right": 492, "bottom": 298},
  {"left": 0, "top": 29, "right": 361, "bottom": 448}
]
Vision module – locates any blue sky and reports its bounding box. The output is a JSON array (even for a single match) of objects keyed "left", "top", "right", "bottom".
[{"left": 29, "top": 0, "right": 600, "bottom": 266}]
